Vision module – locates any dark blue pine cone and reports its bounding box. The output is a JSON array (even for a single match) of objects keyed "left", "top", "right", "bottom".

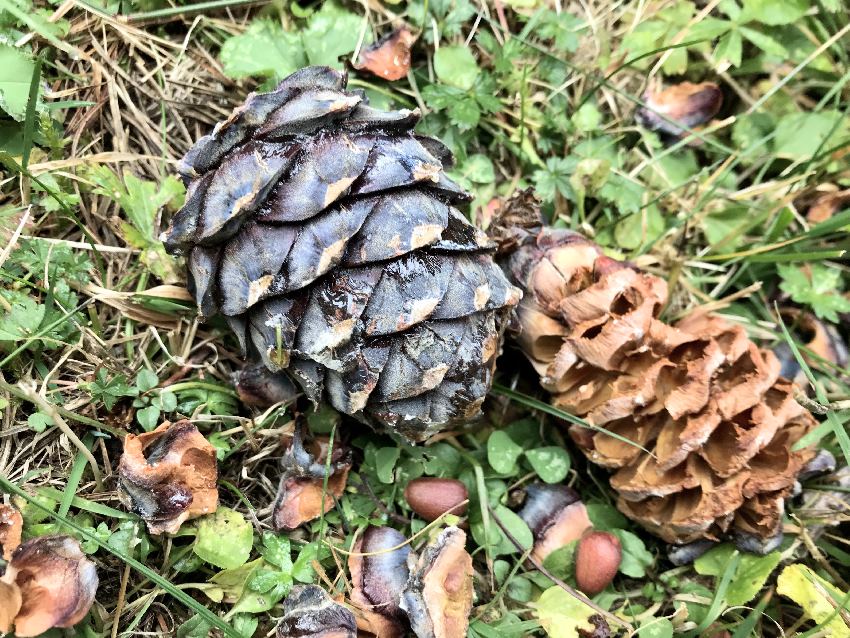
[{"left": 163, "top": 66, "right": 521, "bottom": 441}]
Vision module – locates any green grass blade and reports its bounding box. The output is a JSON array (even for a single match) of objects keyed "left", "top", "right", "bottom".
[
  {"left": 39, "top": 486, "right": 138, "bottom": 520},
  {"left": 691, "top": 550, "right": 740, "bottom": 636},
  {"left": 774, "top": 305, "right": 850, "bottom": 463},
  {"left": 491, "top": 384, "right": 653, "bottom": 456},
  {"left": 20, "top": 50, "right": 43, "bottom": 171},
  {"left": 58, "top": 434, "right": 93, "bottom": 518}
]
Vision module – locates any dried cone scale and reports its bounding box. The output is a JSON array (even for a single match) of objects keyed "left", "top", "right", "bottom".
[
  {"left": 507, "top": 226, "right": 817, "bottom": 545},
  {"left": 164, "top": 66, "right": 521, "bottom": 442}
]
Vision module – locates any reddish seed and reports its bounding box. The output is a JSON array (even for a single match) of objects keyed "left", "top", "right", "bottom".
[
  {"left": 575, "top": 530, "right": 622, "bottom": 596},
  {"left": 404, "top": 478, "right": 468, "bottom": 522}
]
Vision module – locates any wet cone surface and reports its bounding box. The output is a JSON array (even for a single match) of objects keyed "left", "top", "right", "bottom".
[
  {"left": 164, "top": 66, "right": 521, "bottom": 441},
  {"left": 507, "top": 227, "right": 817, "bottom": 544}
]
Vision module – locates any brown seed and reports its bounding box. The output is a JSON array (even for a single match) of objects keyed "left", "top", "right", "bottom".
[
  {"left": 404, "top": 478, "right": 468, "bottom": 522},
  {"left": 575, "top": 531, "right": 622, "bottom": 596}
]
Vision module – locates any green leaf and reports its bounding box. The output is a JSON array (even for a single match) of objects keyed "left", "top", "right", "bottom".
[
  {"left": 525, "top": 447, "right": 571, "bottom": 484},
  {"left": 231, "top": 568, "right": 291, "bottom": 614},
  {"left": 701, "top": 205, "right": 751, "bottom": 250},
  {"left": 423, "top": 443, "right": 462, "bottom": 476},
  {"left": 8, "top": 238, "right": 91, "bottom": 286},
  {"left": 473, "top": 505, "right": 533, "bottom": 557},
  {"left": 739, "top": 26, "right": 787, "bottom": 56},
  {"left": 87, "top": 167, "right": 184, "bottom": 282},
  {"left": 434, "top": 45, "right": 480, "bottom": 90},
  {"left": 743, "top": 0, "right": 808, "bottom": 25},
  {"left": 637, "top": 618, "right": 674, "bottom": 638},
  {"left": 586, "top": 503, "right": 628, "bottom": 530},
  {"left": 457, "top": 154, "right": 495, "bottom": 183},
  {"left": 778, "top": 263, "right": 850, "bottom": 323},
  {"left": 159, "top": 390, "right": 178, "bottom": 412},
  {"left": 292, "top": 540, "right": 328, "bottom": 582},
  {"left": 136, "top": 405, "right": 160, "bottom": 431},
  {"left": 0, "top": 44, "right": 36, "bottom": 121},
  {"left": 194, "top": 507, "right": 254, "bottom": 569},
  {"left": 494, "top": 505, "right": 533, "bottom": 552},
  {"left": 176, "top": 614, "right": 213, "bottom": 638},
  {"left": 731, "top": 112, "right": 774, "bottom": 157},
  {"left": 661, "top": 45, "right": 688, "bottom": 75},
  {"left": 260, "top": 532, "right": 292, "bottom": 570},
  {"left": 220, "top": 5, "right": 362, "bottom": 81},
  {"left": 0, "top": 294, "right": 45, "bottom": 342},
  {"left": 774, "top": 111, "right": 849, "bottom": 160},
  {"left": 108, "top": 520, "right": 149, "bottom": 561},
  {"left": 307, "top": 404, "right": 340, "bottom": 434},
  {"left": 571, "top": 102, "right": 602, "bottom": 133},
  {"left": 375, "top": 446, "right": 401, "bottom": 483},
  {"left": 614, "top": 206, "right": 664, "bottom": 250},
  {"left": 534, "top": 9, "right": 585, "bottom": 52},
  {"left": 611, "top": 529, "right": 653, "bottom": 577},
  {"left": 487, "top": 431, "right": 524, "bottom": 474},
  {"left": 220, "top": 20, "right": 306, "bottom": 80},
  {"left": 301, "top": 3, "right": 364, "bottom": 67},
  {"left": 777, "top": 564, "right": 850, "bottom": 637},
  {"left": 232, "top": 614, "right": 259, "bottom": 638},
  {"left": 713, "top": 28, "right": 742, "bottom": 67},
  {"left": 533, "top": 157, "right": 575, "bottom": 203},
  {"left": 27, "top": 412, "right": 52, "bottom": 433},
  {"left": 209, "top": 558, "right": 263, "bottom": 602},
  {"left": 135, "top": 368, "right": 159, "bottom": 392},
  {"left": 695, "top": 544, "right": 781, "bottom": 606},
  {"left": 422, "top": 83, "right": 483, "bottom": 130},
  {"left": 541, "top": 542, "right": 577, "bottom": 581},
  {"left": 87, "top": 370, "right": 135, "bottom": 411},
  {"left": 534, "top": 586, "right": 601, "bottom": 637}
]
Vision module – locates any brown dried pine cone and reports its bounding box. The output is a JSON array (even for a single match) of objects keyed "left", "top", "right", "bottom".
[{"left": 506, "top": 228, "right": 817, "bottom": 545}]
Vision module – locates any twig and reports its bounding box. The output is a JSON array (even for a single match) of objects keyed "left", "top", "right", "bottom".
[
  {"left": 487, "top": 504, "right": 633, "bottom": 633},
  {"left": 111, "top": 563, "right": 131, "bottom": 638}
]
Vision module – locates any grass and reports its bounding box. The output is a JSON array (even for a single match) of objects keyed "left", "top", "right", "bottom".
[{"left": 0, "top": 0, "right": 849, "bottom": 636}]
